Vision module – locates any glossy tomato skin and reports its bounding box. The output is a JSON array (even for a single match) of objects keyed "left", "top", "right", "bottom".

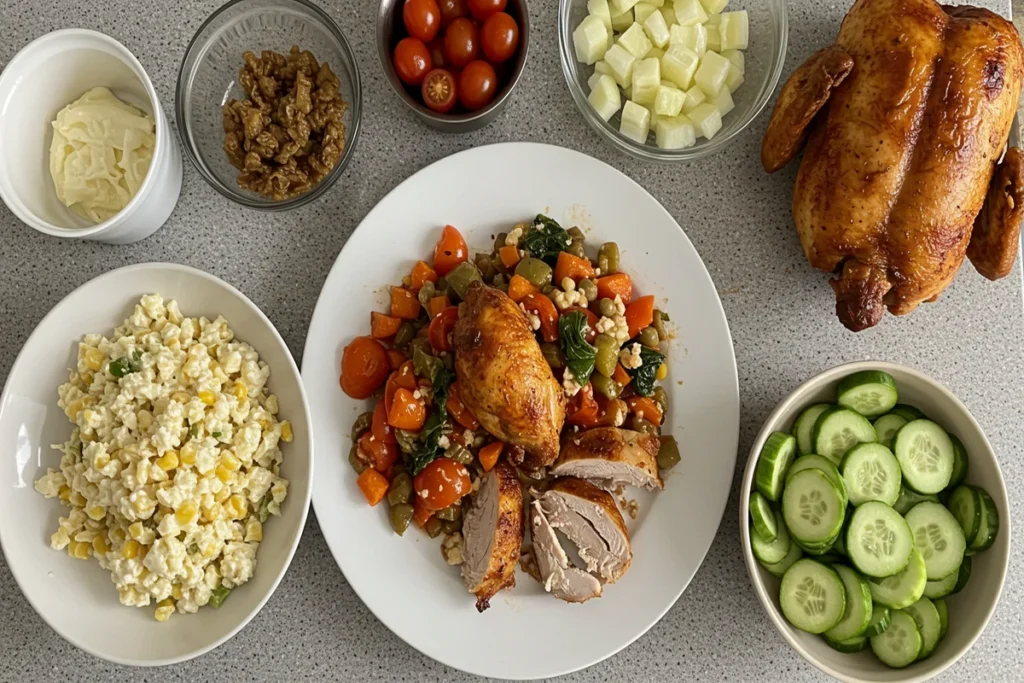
[
  {"left": 421, "top": 68, "right": 457, "bottom": 113},
  {"left": 428, "top": 306, "right": 459, "bottom": 351},
  {"left": 438, "top": 0, "right": 468, "bottom": 26},
  {"left": 433, "top": 225, "right": 469, "bottom": 276},
  {"left": 444, "top": 17, "right": 480, "bottom": 69},
  {"left": 427, "top": 37, "right": 447, "bottom": 68},
  {"left": 403, "top": 0, "right": 441, "bottom": 42},
  {"left": 414, "top": 458, "right": 472, "bottom": 510},
  {"left": 481, "top": 12, "right": 519, "bottom": 63},
  {"left": 394, "top": 37, "right": 432, "bottom": 86},
  {"left": 459, "top": 60, "right": 497, "bottom": 111},
  {"left": 468, "top": 0, "right": 506, "bottom": 21},
  {"left": 341, "top": 336, "right": 390, "bottom": 399}
]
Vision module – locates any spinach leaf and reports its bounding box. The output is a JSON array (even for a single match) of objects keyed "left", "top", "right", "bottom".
[
  {"left": 522, "top": 214, "right": 572, "bottom": 265},
  {"left": 558, "top": 310, "right": 597, "bottom": 385},
  {"left": 627, "top": 345, "right": 665, "bottom": 397},
  {"left": 408, "top": 362, "right": 455, "bottom": 475},
  {"left": 109, "top": 349, "right": 142, "bottom": 378}
]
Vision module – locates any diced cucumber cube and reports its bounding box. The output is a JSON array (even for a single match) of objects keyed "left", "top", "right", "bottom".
[
  {"left": 574, "top": 15, "right": 610, "bottom": 65},
  {"left": 660, "top": 46, "right": 700, "bottom": 90},
  {"left": 611, "top": 9, "right": 634, "bottom": 32},
  {"left": 619, "top": 22, "right": 653, "bottom": 58},
  {"left": 722, "top": 48, "right": 745, "bottom": 74},
  {"left": 681, "top": 86, "right": 707, "bottom": 113},
  {"left": 648, "top": 47, "right": 665, "bottom": 59},
  {"left": 645, "top": 0, "right": 664, "bottom": 7},
  {"left": 620, "top": 100, "right": 652, "bottom": 142},
  {"left": 694, "top": 50, "right": 730, "bottom": 96},
  {"left": 594, "top": 60, "right": 612, "bottom": 76},
  {"left": 661, "top": 5, "right": 675, "bottom": 24},
  {"left": 706, "top": 16, "right": 722, "bottom": 51},
  {"left": 645, "top": 103, "right": 661, "bottom": 129},
  {"left": 631, "top": 57, "right": 661, "bottom": 105},
  {"left": 588, "top": 71, "right": 604, "bottom": 91},
  {"left": 643, "top": 10, "right": 671, "bottom": 48},
  {"left": 654, "top": 85, "right": 685, "bottom": 117},
  {"left": 719, "top": 10, "right": 749, "bottom": 50},
  {"left": 688, "top": 102, "right": 722, "bottom": 139},
  {"left": 712, "top": 87, "right": 734, "bottom": 116},
  {"left": 674, "top": 0, "right": 708, "bottom": 26},
  {"left": 589, "top": 74, "right": 623, "bottom": 121},
  {"left": 670, "top": 24, "right": 707, "bottom": 57},
  {"left": 655, "top": 115, "right": 696, "bottom": 149},
  {"left": 610, "top": 0, "right": 641, "bottom": 14},
  {"left": 725, "top": 62, "right": 744, "bottom": 92},
  {"left": 699, "top": 0, "right": 728, "bottom": 14},
  {"left": 588, "top": 0, "right": 615, "bottom": 48},
  {"left": 604, "top": 43, "right": 637, "bottom": 88},
  {"left": 623, "top": 85, "right": 632, "bottom": 98},
  {"left": 633, "top": 2, "right": 657, "bottom": 24}
]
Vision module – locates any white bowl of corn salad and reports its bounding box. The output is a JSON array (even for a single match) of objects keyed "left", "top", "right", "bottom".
[{"left": 0, "top": 263, "right": 312, "bottom": 665}]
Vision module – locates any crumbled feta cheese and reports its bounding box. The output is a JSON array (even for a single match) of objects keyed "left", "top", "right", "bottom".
[
  {"left": 437, "top": 435, "right": 450, "bottom": 450},
  {"left": 596, "top": 314, "right": 630, "bottom": 343},
  {"left": 620, "top": 343, "right": 643, "bottom": 370},
  {"left": 562, "top": 368, "right": 583, "bottom": 397},
  {"left": 505, "top": 226, "right": 524, "bottom": 246}
]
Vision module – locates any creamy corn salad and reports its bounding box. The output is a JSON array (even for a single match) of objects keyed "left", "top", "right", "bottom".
[{"left": 34, "top": 294, "right": 291, "bottom": 622}]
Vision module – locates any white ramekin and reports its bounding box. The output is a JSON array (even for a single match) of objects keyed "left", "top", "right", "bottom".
[{"left": 0, "top": 29, "right": 182, "bottom": 244}]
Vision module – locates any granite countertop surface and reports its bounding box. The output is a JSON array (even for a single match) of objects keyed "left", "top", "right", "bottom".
[{"left": 2, "top": 0, "right": 1022, "bottom": 681}]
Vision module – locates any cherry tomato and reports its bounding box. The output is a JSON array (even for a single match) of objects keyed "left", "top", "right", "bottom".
[
  {"left": 414, "top": 458, "right": 472, "bottom": 511},
  {"left": 433, "top": 224, "right": 469, "bottom": 276},
  {"left": 428, "top": 305, "right": 460, "bottom": 351},
  {"left": 371, "top": 400, "right": 397, "bottom": 444},
  {"left": 340, "top": 336, "right": 390, "bottom": 399},
  {"left": 427, "top": 37, "right": 447, "bottom": 68},
  {"left": 359, "top": 431, "right": 399, "bottom": 474},
  {"left": 394, "top": 37, "right": 432, "bottom": 86},
  {"left": 481, "top": 12, "right": 518, "bottom": 63},
  {"left": 459, "top": 60, "right": 497, "bottom": 111},
  {"left": 421, "top": 68, "right": 458, "bottom": 113},
  {"left": 468, "top": 0, "right": 506, "bottom": 21},
  {"left": 438, "top": 0, "right": 468, "bottom": 26},
  {"left": 403, "top": 0, "right": 441, "bottom": 42},
  {"left": 444, "top": 17, "right": 480, "bottom": 69}
]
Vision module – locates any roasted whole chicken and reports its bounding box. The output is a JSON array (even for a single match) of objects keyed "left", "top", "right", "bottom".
[
  {"left": 762, "top": 0, "right": 1024, "bottom": 331},
  {"left": 453, "top": 281, "right": 566, "bottom": 468}
]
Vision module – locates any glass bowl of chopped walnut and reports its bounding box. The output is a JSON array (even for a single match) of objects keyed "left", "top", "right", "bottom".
[{"left": 176, "top": 0, "right": 362, "bottom": 210}]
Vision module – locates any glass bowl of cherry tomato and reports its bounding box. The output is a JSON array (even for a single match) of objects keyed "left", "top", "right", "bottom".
[{"left": 377, "top": 0, "right": 530, "bottom": 132}]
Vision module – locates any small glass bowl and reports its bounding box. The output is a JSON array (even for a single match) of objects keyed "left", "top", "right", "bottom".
[
  {"left": 176, "top": 0, "right": 362, "bottom": 210},
  {"left": 558, "top": 0, "right": 787, "bottom": 162}
]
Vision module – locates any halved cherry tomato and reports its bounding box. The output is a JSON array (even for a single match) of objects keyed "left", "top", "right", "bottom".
[
  {"left": 433, "top": 225, "right": 468, "bottom": 276},
  {"left": 422, "top": 68, "right": 458, "bottom": 113},
  {"left": 564, "top": 306, "right": 598, "bottom": 342},
  {"left": 359, "top": 431, "right": 399, "bottom": 474},
  {"left": 388, "top": 387, "right": 427, "bottom": 430},
  {"left": 428, "top": 305, "right": 459, "bottom": 352},
  {"left": 481, "top": 12, "right": 519, "bottom": 63},
  {"left": 413, "top": 497, "right": 434, "bottom": 527},
  {"left": 403, "top": 0, "right": 441, "bottom": 42},
  {"left": 446, "top": 381, "right": 480, "bottom": 430},
  {"left": 394, "top": 37, "right": 432, "bottom": 86},
  {"left": 521, "top": 292, "right": 559, "bottom": 342},
  {"left": 444, "top": 17, "right": 479, "bottom": 68},
  {"left": 566, "top": 383, "right": 600, "bottom": 427},
  {"left": 384, "top": 361, "right": 419, "bottom": 415},
  {"left": 468, "top": 0, "right": 506, "bottom": 21},
  {"left": 372, "top": 400, "right": 397, "bottom": 444},
  {"left": 414, "top": 458, "right": 472, "bottom": 510},
  {"left": 438, "top": 0, "right": 467, "bottom": 26},
  {"left": 341, "top": 336, "right": 389, "bottom": 399},
  {"left": 459, "top": 60, "right": 497, "bottom": 111}
]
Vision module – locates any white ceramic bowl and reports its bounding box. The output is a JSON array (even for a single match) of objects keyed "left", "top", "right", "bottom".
[
  {"left": 740, "top": 361, "right": 1010, "bottom": 683},
  {"left": 0, "top": 30, "right": 182, "bottom": 244},
  {"left": 0, "top": 263, "right": 312, "bottom": 665}
]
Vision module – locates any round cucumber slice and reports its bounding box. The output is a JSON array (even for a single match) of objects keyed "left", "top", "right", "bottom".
[
  {"left": 841, "top": 442, "right": 901, "bottom": 506},
  {"left": 892, "top": 420, "right": 954, "bottom": 494},
  {"left": 893, "top": 486, "right": 940, "bottom": 516},
  {"left": 813, "top": 406, "right": 877, "bottom": 466},
  {"left": 779, "top": 559, "right": 847, "bottom": 634},
  {"left": 904, "top": 502, "right": 966, "bottom": 581},
  {"left": 890, "top": 404, "right": 926, "bottom": 421},
  {"left": 762, "top": 539, "right": 803, "bottom": 578},
  {"left": 751, "top": 508, "right": 790, "bottom": 564},
  {"left": 870, "top": 609, "right": 923, "bottom": 668},
  {"left": 792, "top": 403, "right": 831, "bottom": 455},
  {"left": 864, "top": 604, "right": 892, "bottom": 637},
  {"left": 787, "top": 454, "right": 848, "bottom": 507},
  {"left": 825, "top": 634, "right": 868, "bottom": 653},
  {"left": 968, "top": 486, "right": 1000, "bottom": 552},
  {"left": 837, "top": 370, "right": 899, "bottom": 417},
  {"left": 749, "top": 491, "right": 778, "bottom": 542},
  {"left": 922, "top": 569, "right": 958, "bottom": 600},
  {"left": 934, "top": 598, "right": 949, "bottom": 640},
  {"left": 825, "top": 564, "right": 874, "bottom": 641},
  {"left": 873, "top": 413, "right": 908, "bottom": 449},
  {"left": 904, "top": 597, "right": 941, "bottom": 661},
  {"left": 947, "top": 433, "right": 969, "bottom": 490},
  {"left": 756, "top": 431, "right": 797, "bottom": 502},
  {"left": 947, "top": 485, "right": 981, "bottom": 546},
  {"left": 782, "top": 469, "right": 846, "bottom": 545},
  {"left": 868, "top": 548, "right": 927, "bottom": 609},
  {"left": 847, "top": 502, "right": 914, "bottom": 578}
]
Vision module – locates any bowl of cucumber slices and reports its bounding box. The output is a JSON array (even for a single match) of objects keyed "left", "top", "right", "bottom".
[{"left": 740, "top": 361, "right": 1009, "bottom": 682}]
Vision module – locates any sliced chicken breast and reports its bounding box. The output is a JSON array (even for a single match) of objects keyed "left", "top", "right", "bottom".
[
  {"left": 530, "top": 500, "right": 603, "bottom": 603},
  {"left": 461, "top": 462, "right": 523, "bottom": 612},
  {"left": 551, "top": 427, "right": 663, "bottom": 490}
]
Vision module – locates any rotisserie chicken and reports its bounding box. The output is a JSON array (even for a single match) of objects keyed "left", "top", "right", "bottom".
[{"left": 762, "top": 0, "right": 1024, "bottom": 331}]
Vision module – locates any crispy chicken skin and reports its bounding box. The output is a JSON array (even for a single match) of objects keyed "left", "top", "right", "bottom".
[
  {"left": 552, "top": 427, "right": 663, "bottom": 490},
  {"left": 453, "top": 282, "right": 566, "bottom": 469},
  {"left": 762, "top": 0, "right": 1024, "bottom": 330},
  {"left": 461, "top": 462, "right": 523, "bottom": 612}
]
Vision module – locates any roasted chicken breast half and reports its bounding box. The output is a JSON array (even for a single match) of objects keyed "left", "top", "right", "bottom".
[
  {"left": 461, "top": 462, "right": 523, "bottom": 612},
  {"left": 552, "top": 427, "right": 664, "bottom": 490},
  {"left": 453, "top": 282, "right": 566, "bottom": 469}
]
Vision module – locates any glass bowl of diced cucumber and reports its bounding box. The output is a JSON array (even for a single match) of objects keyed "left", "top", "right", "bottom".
[
  {"left": 558, "top": 0, "right": 787, "bottom": 160},
  {"left": 740, "top": 361, "right": 1009, "bottom": 682}
]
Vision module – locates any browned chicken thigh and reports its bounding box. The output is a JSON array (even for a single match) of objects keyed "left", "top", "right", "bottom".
[
  {"left": 762, "top": 0, "right": 1024, "bottom": 330},
  {"left": 453, "top": 282, "right": 566, "bottom": 469}
]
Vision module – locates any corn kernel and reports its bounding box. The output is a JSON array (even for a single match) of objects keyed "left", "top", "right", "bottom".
[
  {"left": 86, "top": 505, "right": 106, "bottom": 521},
  {"left": 656, "top": 362, "right": 668, "bottom": 380},
  {"left": 214, "top": 485, "right": 232, "bottom": 503},
  {"left": 201, "top": 504, "right": 223, "bottom": 522},
  {"left": 221, "top": 452, "right": 241, "bottom": 471},
  {"left": 198, "top": 391, "right": 216, "bottom": 406},
  {"left": 129, "top": 522, "right": 145, "bottom": 540},
  {"left": 64, "top": 399, "right": 83, "bottom": 420},
  {"left": 138, "top": 545, "right": 150, "bottom": 561},
  {"left": 171, "top": 584, "right": 183, "bottom": 600},
  {"left": 154, "top": 604, "right": 175, "bottom": 622},
  {"left": 245, "top": 519, "right": 263, "bottom": 542},
  {"left": 227, "top": 494, "right": 247, "bottom": 519},
  {"left": 68, "top": 541, "right": 91, "bottom": 560},
  {"left": 215, "top": 465, "right": 233, "bottom": 483},
  {"left": 171, "top": 392, "right": 191, "bottom": 404},
  {"left": 201, "top": 541, "right": 219, "bottom": 558},
  {"left": 233, "top": 383, "right": 248, "bottom": 400},
  {"left": 93, "top": 451, "right": 110, "bottom": 469},
  {"left": 280, "top": 421, "right": 293, "bottom": 443},
  {"left": 176, "top": 501, "right": 199, "bottom": 526},
  {"left": 156, "top": 450, "right": 179, "bottom": 471},
  {"left": 123, "top": 539, "right": 140, "bottom": 559},
  {"left": 180, "top": 443, "right": 197, "bottom": 466},
  {"left": 81, "top": 372, "right": 94, "bottom": 387},
  {"left": 92, "top": 536, "right": 109, "bottom": 555},
  {"left": 111, "top": 527, "right": 127, "bottom": 543},
  {"left": 58, "top": 485, "right": 71, "bottom": 502},
  {"left": 83, "top": 347, "right": 106, "bottom": 372},
  {"left": 70, "top": 492, "right": 87, "bottom": 507}
]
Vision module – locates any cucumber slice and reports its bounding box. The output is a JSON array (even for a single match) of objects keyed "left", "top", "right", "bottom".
[
  {"left": 825, "top": 634, "right": 868, "bottom": 653},
  {"left": 831, "top": 520, "right": 848, "bottom": 556},
  {"left": 779, "top": 559, "right": 847, "bottom": 634},
  {"left": 787, "top": 454, "right": 848, "bottom": 507},
  {"left": 825, "top": 564, "right": 874, "bottom": 641},
  {"left": 813, "top": 407, "right": 877, "bottom": 466},
  {"left": 751, "top": 508, "right": 790, "bottom": 564},
  {"left": 795, "top": 539, "right": 838, "bottom": 555},
  {"left": 934, "top": 598, "right": 949, "bottom": 640},
  {"left": 892, "top": 420, "right": 954, "bottom": 494},
  {"left": 749, "top": 491, "right": 777, "bottom": 542},
  {"left": 890, "top": 404, "right": 926, "bottom": 421},
  {"left": 893, "top": 486, "right": 940, "bottom": 516},
  {"left": 792, "top": 403, "right": 830, "bottom": 455},
  {"left": 756, "top": 432, "right": 797, "bottom": 502},
  {"left": 782, "top": 469, "right": 846, "bottom": 545},
  {"left": 903, "top": 597, "right": 942, "bottom": 660},
  {"left": 922, "top": 569, "right": 958, "bottom": 599},
  {"left": 868, "top": 548, "right": 927, "bottom": 609},
  {"left": 946, "top": 485, "right": 981, "bottom": 546},
  {"left": 969, "top": 486, "right": 1000, "bottom": 552},
  {"left": 870, "top": 609, "right": 923, "bottom": 668},
  {"left": 947, "top": 434, "right": 969, "bottom": 490},
  {"left": 951, "top": 554, "right": 972, "bottom": 594},
  {"left": 904, "top": 502, "right": 966, "bottom": 580},
  {"left": 837, "top": 370, "right": 898, "bottom": 418},
  {"left": 762, "top": 538, "right": 803, "bottom": 578},
  {"left": 847, "top": 502, "right": 914, "bottom": 578},
  {"left": 841, "top": 443, "right": 901, "bottom": 506},
  {"left": 873, "top": 413, "right": 908, "bottom": 449},
  {"left": 864, "top": 604, "right": 892, "bottom": 637}
]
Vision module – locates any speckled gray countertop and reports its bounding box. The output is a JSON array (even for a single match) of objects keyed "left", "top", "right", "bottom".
[{"left": 2, "top": 0, "right": 1023, "bottom": 681}]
